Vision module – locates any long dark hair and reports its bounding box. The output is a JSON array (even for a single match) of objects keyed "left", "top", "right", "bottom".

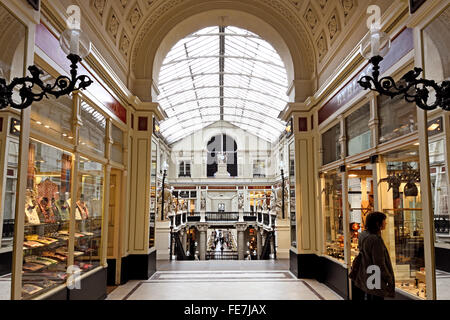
[{"left": 365, "top": 211, "right": 387, "bottom": 234}]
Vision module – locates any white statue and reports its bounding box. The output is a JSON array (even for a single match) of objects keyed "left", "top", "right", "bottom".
[
  {"left": 200, "top": 194, "right": 206, "bottom": 210},
  {"left": 217, "top": 152, "right": 227, "bottom": 164},
  {"left": 238, "top": 192, "right": 244, "bottom": 210}
]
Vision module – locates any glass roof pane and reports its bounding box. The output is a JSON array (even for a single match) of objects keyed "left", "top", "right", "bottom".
[{"left": 158, "top": 26, "right": 288, "bottom": 144}]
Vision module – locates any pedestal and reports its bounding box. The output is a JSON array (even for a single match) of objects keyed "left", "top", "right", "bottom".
[{"left": 215, "top": 163, "right": 230, "bottom": 178}]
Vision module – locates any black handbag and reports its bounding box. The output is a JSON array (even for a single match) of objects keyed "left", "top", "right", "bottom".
[{"left": 349, "top": 252, "right": 362, "bottom": 280}]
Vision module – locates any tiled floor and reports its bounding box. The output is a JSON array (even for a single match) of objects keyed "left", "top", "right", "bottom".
[
  {"left": 436, "top": 270, "right": 450, "bottom": 300},
  {"left": 106, "top": 260, "right": 343, "bottom": 300}
]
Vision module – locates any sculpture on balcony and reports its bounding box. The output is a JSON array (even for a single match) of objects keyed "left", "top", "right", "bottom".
[
  {"left": 200, "top": 193, "right": 206, "bottom": 210},
  {"left": 157, "top": 186, "right": 175, "bottom": 220},
  {"left": 238, "top": 192, "right": 244, "bottom": 210},
  {"left": 262, "top": 194, "right": 269, "bottom": 212}
]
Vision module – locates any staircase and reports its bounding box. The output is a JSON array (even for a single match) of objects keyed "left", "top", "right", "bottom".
[
  {"left": 173, "top": 232, "right": 188, "bottom": 260},
  {"left": 260, "top": 232, "right": 273, "bottom": 260}
]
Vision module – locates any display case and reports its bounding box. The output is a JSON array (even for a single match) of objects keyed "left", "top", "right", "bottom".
[
  {"left": 346, "top": 163, "right": 374, "bottom": 262},
  {"left": 322, "top": 171, "right": 344, "bottom": 262},
  {"left": 21, "top": 139, "right": 72, "bottom": 299},
  {"left": 74, "top": 158, "right": 104, "bottom": 274},
  {"left": 378, "top": 145, "right": 425, "bottom": 299}
]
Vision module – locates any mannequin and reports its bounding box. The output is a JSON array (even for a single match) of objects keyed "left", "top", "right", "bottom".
[{"left": 55, "top": 192, "right": 70, "bottom": 221}]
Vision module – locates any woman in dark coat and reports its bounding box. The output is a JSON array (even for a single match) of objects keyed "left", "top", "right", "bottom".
[{"left": 353, "top": 211, "right": 395, "bottom": 300}]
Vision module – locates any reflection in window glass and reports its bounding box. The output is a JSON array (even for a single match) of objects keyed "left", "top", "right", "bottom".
[
  {"left": 79, "top": 102, "right": 106, "bottom": 156},
  {"left": 111, "top": 125, "right": 124, "bottom": 164},
  {"left": 378, "top": 94, "right": 417, "bottom": 143},
  {"left": 75, "top": 158, "right": 103, "bottom": 275},
  {"left": 289, "top": 142, "right": 296, "bottom": 248},
  {"left": 149, "top": 141, "right": 157, "bottom": 248},
  {"left": 322, "top": 123, "right": 341, "bottom": 165},
  {"left": 429, "top": 138, "right": 449, "bottom": 241},
  {"left": 379, "top": 146, "right": 425, "bottom": 298},
  {"left": 322, "top": 171, "right": 344, "bottom": 262},
  {"left": 347, "top": 164, "right": 374, "bottom": 263},
  {"left": 30, "top": 71, "right": 73, "bottom": 142},
  {"left": 346, "top": 103, "right": 371, "bottom": 156},
  {"left": 1, "top": 141, "right": 19, "bottom": 249}
]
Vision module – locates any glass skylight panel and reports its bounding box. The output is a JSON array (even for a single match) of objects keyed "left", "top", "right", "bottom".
[{"left": 158, "top": 25, "right": 288, "bottom": 144}]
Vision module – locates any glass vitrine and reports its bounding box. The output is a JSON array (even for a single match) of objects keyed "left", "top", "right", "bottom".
[{"left": 322, "top": 171, "right": 344, "bottom": 262}]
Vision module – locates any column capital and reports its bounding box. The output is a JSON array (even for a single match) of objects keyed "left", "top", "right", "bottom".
[
  {"left": 236, "top": 223, "right": 248, "bottom": 232},
  {"left": 197, "top": 223, "right": 208, "bottom": 232}
]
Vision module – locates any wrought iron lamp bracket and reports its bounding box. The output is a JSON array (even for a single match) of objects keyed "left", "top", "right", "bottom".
[
  {"left": 0, "top": 54, "right": 92, "bottom": 110},
  {"left": 358, "top": 55, "right": 450, "bottom": 111}
]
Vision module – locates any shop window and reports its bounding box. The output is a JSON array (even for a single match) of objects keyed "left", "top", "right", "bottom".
[
  {"left": 347, "top": 164, "right": 374, "bottom": 262},
  {"left": 79, "top": 102, "right": 106, "bottom": 156},
  {"left": 179, "top": 161, "right": 191, "bottom": 177},
  {"left": 289, "top": 142, "right": 296, "bottom": 248},
  {"left": 378, "top": 94, "right": 417, "bottom": 143},
  {"left": 111, "top": 124, "right": 124, "bottom": 164},
  {"left": 1, "top": 141, "right": 19, "bottom": 249},
  {"left": 253, "top": 160, "right": 266, "bottom": 178},
  {"left": 429, "top": 138, "right": 449, "bottom": 239},
  {"left": 149, "top": 141, "right": 157, "bottom": 248},
  {"left": 346, "top": 103, "right": 372, "bottom": 156},
  {"left": 322, "top": 123, "right": 341, "bottom": 165},
  {"left": 75, "top": 158, "right": 104, "bottom": 274},
  {"left": 22, "top": 139, "right": 73, "bottom": 299},
  {"left": 379, "top": 146, "right": 425, "bottom": 298},
  {"left": 322, "top": 171, "right": 344, "bottom": 262},
  {"left": 30, "top": 70, "right": 73, "bottom": 142}
]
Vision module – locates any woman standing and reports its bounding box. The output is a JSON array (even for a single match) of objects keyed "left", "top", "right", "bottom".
[{"left": 353, "top": 211, "right": 395, "bottom": 300}]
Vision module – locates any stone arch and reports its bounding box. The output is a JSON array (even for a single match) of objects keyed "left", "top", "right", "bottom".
[{"left": 130, "top": 0, "right": 316, "bottom": 102}]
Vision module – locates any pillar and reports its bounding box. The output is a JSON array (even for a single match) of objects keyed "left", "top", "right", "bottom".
[
  {"left": 182, "top": 227, "right": 187, "bottom": 253},
  {"left": 236, "top": 223, "right": 247, "bottom": 260},
  {"left": 256, "top": 227, "right": 262, "bottom": 259},
  {"left": 197, "top": 223, "right": 208, "bottom": 260}
]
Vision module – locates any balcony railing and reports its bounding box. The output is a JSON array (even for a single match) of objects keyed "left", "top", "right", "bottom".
[
  {"left": 187, "top": 212, "right": 201, "bottom": 222},
  {"left": 206, "top": 212, "right": 239, "bottom": 222},
  {"left": 435, "top": 215, "right": 450, "bottom": 234},
  {"left": 243, "top": 212, "right": 257, "bottom": 222},
  {"left": 206, "top": 251, "right": 239, "bottom": 260}
]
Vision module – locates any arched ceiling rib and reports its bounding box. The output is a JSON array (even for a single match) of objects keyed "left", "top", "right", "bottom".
[{"left": 158, "top": 26, "right": 288, "bottom": 144}]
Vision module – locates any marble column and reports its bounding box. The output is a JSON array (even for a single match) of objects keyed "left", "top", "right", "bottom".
[
  {"left": 236, "top": 223, "right": 247, "bottom": 260},
  {"left": 256, "top": 227, "right": 262, "bottom": 259},
  {"left": 197, "top": 223, "right": 208, "bottom": 260}
]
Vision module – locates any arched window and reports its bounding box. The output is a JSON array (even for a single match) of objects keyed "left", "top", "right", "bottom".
[{"left": 207, "top": 134, "right": 237, "bottom": 177}]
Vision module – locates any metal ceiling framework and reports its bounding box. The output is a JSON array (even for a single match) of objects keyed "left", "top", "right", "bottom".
[{"left": 158, "top": 26, "right": 288, "bottom": 144}]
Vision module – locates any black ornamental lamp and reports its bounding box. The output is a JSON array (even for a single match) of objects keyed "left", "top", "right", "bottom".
[
  {"left": 358, "top": 27, "right": 450, "bottom": 111},
  {"left": 0, "top": 26, "right": 92, "bottom": 110}
]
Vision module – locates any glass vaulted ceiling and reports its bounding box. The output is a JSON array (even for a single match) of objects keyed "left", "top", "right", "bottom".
[{"left": 158, "top": 26, "right": 288, "bottom": 144}]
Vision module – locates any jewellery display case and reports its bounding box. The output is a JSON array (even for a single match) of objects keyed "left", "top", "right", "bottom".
[
  {"left": 74, "top": 158, "right": 104, "bottom": 274},
  {"left": 322, "top": 171, "right": 344, "bottom": 262},
  {"left": 22, "top": 140, "right": 72, "bottom": 299}
]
